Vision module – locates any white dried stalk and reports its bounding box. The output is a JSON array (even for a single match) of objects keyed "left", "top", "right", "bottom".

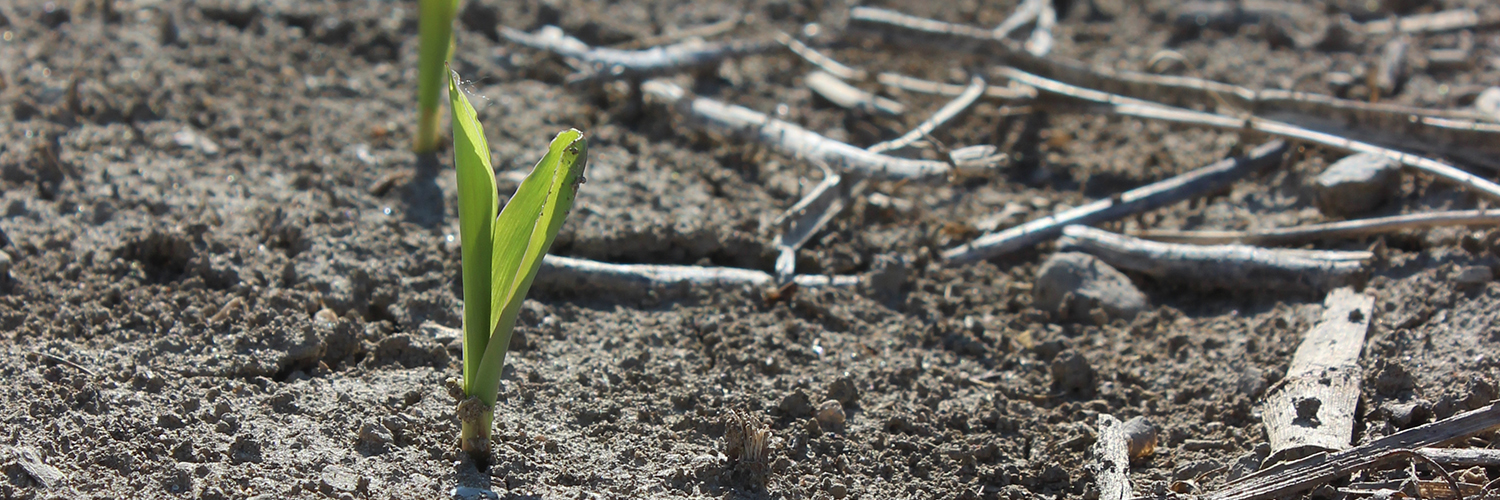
[
  {"left": 1131, "top": 210, "right": 1500, "bottom": 246},
  {"left": 846, "top": 7, "right": 1500, "bottom": 166},
  {"left": 868, "top": 76, "right": 986, "bottom": 154},
  {"left": 999, "top": 67, "right": 1500, "bottom": 203},
  {"left": 538, "top": 255, "right": 858, "bottom": 292},
  {"left": 942, "top": 140, "right": 1289, "bottom": 263},
  {"left": 1025, "top": 0, "right": 1055, "bottom": 56},
  {"left": 1360, "top": 9, "right": 1480, "bottom": 35},
  {"left": 804, "top": 70, "right": 905, "bottom": 116},
  {"left": 1058, "top": 225, "right": 1368, "bottom": 293},
  {"left": 776, "top": 32, "right": 866, "bottom": 81},
  {"left": 877, "top": 72, "right": 1036, "bottom": 100},
  {"left": 994, "top": 0, "right": 1048, "bottom": 39},
  {"left": 501, "top": 26, "right": 773, "bottom": 82},
  {"left": 772, "top": 164, "right": 854, "bottom": 284},
  {"left": 641, "top": 80, "right": 958, "bottom": 180}
]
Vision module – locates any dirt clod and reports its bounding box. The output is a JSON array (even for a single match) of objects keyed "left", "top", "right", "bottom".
[
  {"left": 1034, "top": 252, "right": 1147, "bottom": 322},
  {"left": 1051, "top": 350, "right": 1096, "bottom": 395},
  {"left": 815, "top": 399, "right": 846, "bottom": 430}
]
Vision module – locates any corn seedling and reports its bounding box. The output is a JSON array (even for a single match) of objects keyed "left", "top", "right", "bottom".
[
  {"left": 447, "top": 68, "right": 588, "bottom": 461},
  {"left": 414, "top": 0, "right": 461, "bottom": 153}
]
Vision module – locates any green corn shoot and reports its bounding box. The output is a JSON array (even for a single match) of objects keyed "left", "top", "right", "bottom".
[
  {"left": 448, "top": 68, "right": 588, "bottom": 461},
  {"left": 414, "top": 0, "right": 461, "bottom": 153}
]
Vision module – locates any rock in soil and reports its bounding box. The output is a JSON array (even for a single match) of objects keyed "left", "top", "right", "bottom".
[
  {"left": 1034, "top": 252, "right": 1148, "bottom": 322},
  {"left": 815, "top": 399, "right": 846, "bottom": 429},
  {"left": 1314, "top": 152, "right": 1399, "bottom": 217}
]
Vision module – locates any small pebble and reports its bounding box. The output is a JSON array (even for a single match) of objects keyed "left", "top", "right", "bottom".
[
  {"left": 815, "top": 399, "right": 845, "bottom": 429},
  {"left": 452, "top": 487, "right": 499, "bottom": 500},
  {"left": 1227, "top": 451, "right": 1262, "bottom": 481},
  {"left": 1173, "top": 459, "right": 1222, "bottom": 481},
  {"left": 1050, "top": 351, "right": 1095, "bottom": 394},
  {"left": 1033, "top": 252, "right": 1147, "bottom": 322},
  {"left": 828, "top": 482, "right": 848, "bottom": 499},
  {"left": 779, "top": 389, "right": 813, "bottom": 418},
  {"left": 359, "top": 421, "right": 393, "bottom": 449},
  {"left": 1451, "top": 265, "right": 1492, "bottom": 286},
  {"left": 1120, "top": 416, "right": 1158, "bottom": 460},
  {"left": 827, "top": 376, "right": 860, "bottom": 406},
  {"left": 1476, "top": 87, "right": 1500, "bottom": 122},
  {"left": 1314, "top": 153, "right": 1399, "bottom": 217}
]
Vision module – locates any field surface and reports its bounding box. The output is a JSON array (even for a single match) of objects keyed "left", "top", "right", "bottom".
[{"left": 1, "top": 0, "right": 1499, "bottom": 498}]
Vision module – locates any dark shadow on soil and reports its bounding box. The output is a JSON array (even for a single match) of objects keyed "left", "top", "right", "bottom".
[{"left": 404, "top": 152, "right": 446, "bottom": 228}]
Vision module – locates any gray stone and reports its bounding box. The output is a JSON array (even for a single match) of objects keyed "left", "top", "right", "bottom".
[
  {"left": 1050, "top": 350, "right": 1095, "bottom": 394},
  {"left": 1033, "top": 252, "right": 1147, "bottom": 321},
  {"left": 359, "top": 421, "right": 393, "bottom": 450},
  {"left": 1227, "top": 452, "right": 1262, "bottom": 481},
  {"left": 827, "top": 376, "right": 860, "bottom": 406},
  {"left": 1450, "top": 265, "right": 1492, "bottom": 286},
  {"left": 1477, "top": 87, "right": 1500, "bottom": 123},
  {"left": 815, "top": 399, "right": 846, "bottom": 429},
  {"left": 1314, "top": 153, "right": 1399, "bottom": 216},
  {"left": 863, "top": 253, "right": 910, "bottom": 297},
  {"left": 779, "top": 389, "right": 812, "bottom": 418},
  {"left": 1172, "top": 459, "right": 1222, "bottom": 481}
]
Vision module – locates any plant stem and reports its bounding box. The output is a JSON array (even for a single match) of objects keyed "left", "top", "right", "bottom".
[
  {"left": 414, "top": 0, "right": 460, "bottom": 153},
  {"left": 457, "top": 396, "right": 494, "bottom": 463}
]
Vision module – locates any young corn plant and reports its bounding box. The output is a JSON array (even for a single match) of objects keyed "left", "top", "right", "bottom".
[
  {"left": 447, "top": 68, "right": 589, "bottom": 461},
  {"left": 414, "top": 0, "right": 461, "bottom": 153}
]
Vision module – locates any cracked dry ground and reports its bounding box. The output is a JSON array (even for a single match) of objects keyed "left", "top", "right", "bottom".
[{"left": 1, "top": 0, "right": 1499, "bottom": 499}]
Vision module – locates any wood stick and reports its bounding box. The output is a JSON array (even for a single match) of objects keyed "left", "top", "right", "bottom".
[
  {"left": 1056, "top": 225, "right": 1367, "bottom": 293},
  {"left": 1210, "top": 402, "right": 1500, "bottom": 500},
  {"left": 537, "top": 255, "right": 858, "bottom": 294},
  {"left": 1360, "top": 9, "right": 1480, "bottom": 35},
  {"left": 999, "top": 67, "right": 1500, "bottom": 201},
  {"left": 1025, "top": 0, "right": 1055, "bottom": 56},
  {"left": 868, "top": 76, "right": 986, "bottom": 154},
  {"left": 1090, "top": 414, "right": 1133, "bottom": 500},
  {"left": 641, "top": 80, "right": 957, "bottom": 180},
  {"left": 876, "top": 72, "right": 1037, "bottom": 100},
  {"left": 994, "top": 0, "right": 1047, "bottom": 39},
  {"left": 776, "top": 32, "right": 866, "bottom": 81},
  {"left": 772, "top": 167, "right": 854, "bottom": 284},
  {"left": 804, "top": 70, "right": 904, "bottom": 116},
  {"left": 941, "top": 140, "right": 1289, "bottom": 264},
  {"left": 845, "top": 7, "right": 1500, "bottom": 167},
  {"left": 613, "top": 15, "right": 742, "bottom": 50},
  {"left": 1263, "top": 287, "right": 1374, "bottom": 463},
  {"left": 500, "top": 26, "right": 774, "bottom": 83},
  {"left": 1416, "top": 447, "right": 1500, "bottom": 467},
  {"left": 1129, "top": 210, "right": 1500, "bottom": 246}
]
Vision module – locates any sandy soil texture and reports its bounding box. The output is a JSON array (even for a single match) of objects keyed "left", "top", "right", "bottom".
[{"left": 2, "top": 0, "right": 1499, "bottom": 498}]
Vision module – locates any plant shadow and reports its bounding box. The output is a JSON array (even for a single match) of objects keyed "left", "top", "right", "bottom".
[{"left": 404, "top": 152, "right": 447, "bottom": 228}]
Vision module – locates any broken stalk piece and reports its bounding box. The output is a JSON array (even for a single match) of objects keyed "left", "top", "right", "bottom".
[
  {"left": 868, "top": 76, "right": 986, "bottom": 154},
  {"left": 876, "top": 72, "right": 1037, "bottom": 101},
  {"left": 771, "top": 162, "right": 856, "bottom": 286},
  {"left": 846, "top": 6, "right": 1500, "bottom": 169},
  {"left": 641, "top": 80, "right": 969, "bottom": 181},
  {"left": 998, "top": 66, "right": 1500, "bottom": 202},
  {"left": 500, "top": 25, "right": 774, "bottom": 83},
  {"left": 536, "top": 255, "right": 859, "bottom": 294},
  {"left": 804, "top": 70, "right": 904, "bottom": 116},
  {"left": 942, "top": 140, "right": 1289, "bottom": 264},
  {"left": 776, "top": 31, "right": 866, "bottom": 81},
  {"left": 1057, "top": 225, "right": 1368, "bottom": 293},
  {"left": 1130, "top": 210, "right": 1500, "bottom": 246}
]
